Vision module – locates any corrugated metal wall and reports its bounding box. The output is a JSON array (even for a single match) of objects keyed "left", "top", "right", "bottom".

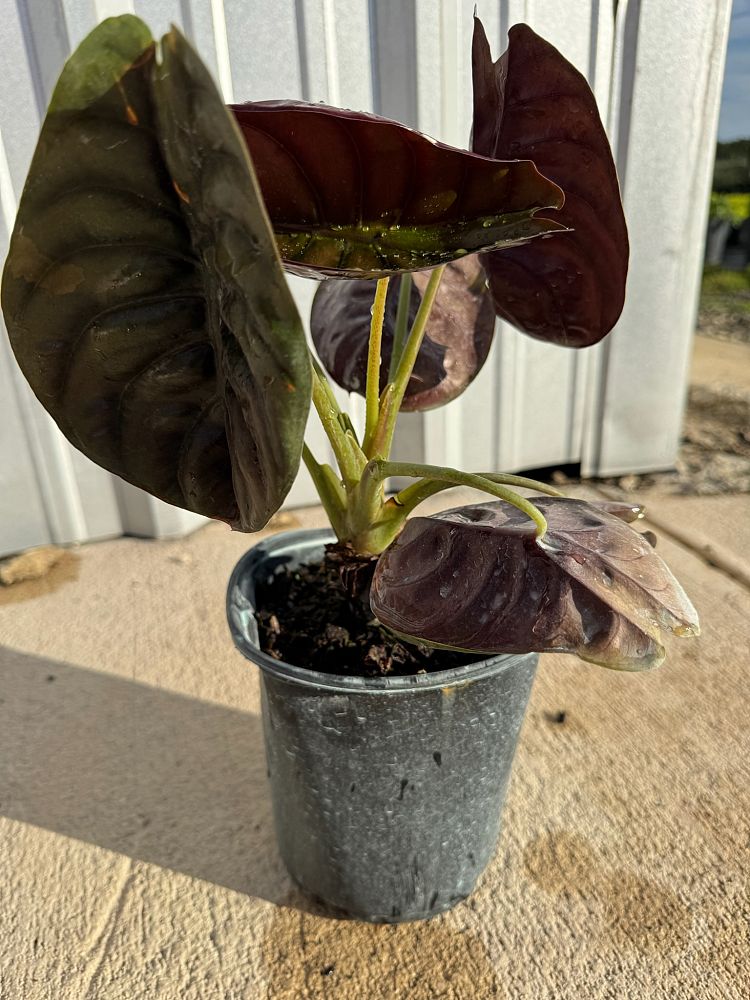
[{"left": 0, "top": 0, "right": 732, "bottom": 554}]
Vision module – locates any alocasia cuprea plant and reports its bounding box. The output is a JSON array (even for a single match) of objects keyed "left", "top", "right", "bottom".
[{"left": 1, "top": 15, "right": 699, "bottom": 670}]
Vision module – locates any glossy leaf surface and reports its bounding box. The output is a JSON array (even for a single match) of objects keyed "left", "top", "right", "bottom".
[
  {"left": 1, "top": 17, "right": 310, "bottom": 531},
  {"left": 472, "top": 19, "right": 629, "bottom": 347},
  {"left": 371, "top": 499, "right": 698, "bottom": 670},
  {"left": 230, "top": 100, "right": 566, "bottom": 278},
  {"left": 310, "top": 257, "right": 495, "bottom": 410}
]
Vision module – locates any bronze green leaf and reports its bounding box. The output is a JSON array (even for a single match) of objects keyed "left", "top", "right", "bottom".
[
  {"left": 230, "top": 100, "right": 567, "bottom": 277},
  {"left": 370, "top": 498, "right": 699, "bottom": 670},
  {"left": 1, "top": 16, "right": 310, "bottom": 531}
]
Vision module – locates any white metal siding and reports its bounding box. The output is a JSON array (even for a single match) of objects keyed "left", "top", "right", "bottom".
[
  {"left": 0, "top": 0, "right": 732, "bottom": 555},
  {"left": 582, "top": 0, "right": 732, "bottom": 477}
]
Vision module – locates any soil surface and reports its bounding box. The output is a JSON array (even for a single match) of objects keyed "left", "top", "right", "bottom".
[
  {"left": 697, "top": 308, "right": 750, "bottom": 345},
  {"left": 256, "top": 547, "right": 477, "bottom": 678}
]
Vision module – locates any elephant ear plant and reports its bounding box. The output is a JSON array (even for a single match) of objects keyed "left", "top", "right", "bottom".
[{"left": 1, "top": 15, "right": 699, "bottom": 673}]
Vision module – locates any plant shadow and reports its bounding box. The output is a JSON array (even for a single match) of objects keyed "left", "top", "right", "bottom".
[{"left": 0, "top": 645, "right": 293, "bottom": 902}]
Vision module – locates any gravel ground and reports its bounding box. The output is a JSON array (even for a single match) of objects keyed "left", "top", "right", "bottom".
[
  {"left": 571, "top": 312, "right": 750, "bottom": 498},
  {"left": 697, "top": 307, "right": 750, "bottom": 346}
]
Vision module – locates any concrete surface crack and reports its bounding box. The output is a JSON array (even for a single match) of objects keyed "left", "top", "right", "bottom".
[
  {"left": 593, "top": 485, "right": 750, "bottom": 592},
  {"left": 298, "top": 912, "right": 312, "bottom": 995},
  {"left": 641, "top": 513, "right": 750, "bottom": 593},
  {"left": 207, "top": 897, "right": 225, "bottom": 977},
  {"left": 78, "top": 857, "right": 135, "bottom": 999}
]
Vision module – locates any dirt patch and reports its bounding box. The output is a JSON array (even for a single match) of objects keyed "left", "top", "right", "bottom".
[
  {"left": 572, "top": 315, "right": 750, "bottom": 498},
  {"left": 590, "top": 386, "right": 750, "bottom": 498},
  {"left": 0, "top": 545, "right": 65, "bottom": 585},
  {"left": 256, "top": 547, "right": 477, "bottom": 678},
  {"left": 697, "top": 306, "right": 750, "bottom": 346},
  {"left": 0, "top": 550, "right": 80, "bottom": 606}
]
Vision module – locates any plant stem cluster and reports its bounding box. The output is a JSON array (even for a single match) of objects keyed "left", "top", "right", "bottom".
[{"left": 305, "top": 267, "right": 560, "bottom": 555}]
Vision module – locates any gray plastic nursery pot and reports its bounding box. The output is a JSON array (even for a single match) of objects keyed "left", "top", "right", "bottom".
[{"left": 227, "top": 529, "right": 538, "bottom": 923}]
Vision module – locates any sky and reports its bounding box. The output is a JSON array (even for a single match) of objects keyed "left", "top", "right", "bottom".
[{"left": 718, "top": 0, "right": 750, "bottom": 141}]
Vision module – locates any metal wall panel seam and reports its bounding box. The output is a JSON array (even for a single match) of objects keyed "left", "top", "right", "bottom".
[
  {"left": 94, "top": 0, "right": 136, "bottom": 18},
  {"left": 0, "top": 133, "right": 16, "bottom": 239},
  {"left": 651, "top": 0, "right": 732, "bottom": 468},
  {"left": 580, "top": 0, "right": 633, "bottom": 477},
  {"left": 534, "top": 0, "right": 604, "bottom": 473},
  {"left": 421, "top": 0, "right": 465, "bottom": 472},
  {"left": 177, "top": 0, "right": 223, "bottom": 79},
  {"left": 327, "top": 0, "right": 369, "bottom": 454},
  {"left": 0, "top": 4, "right": 93, "bottom": 544},
  {"left": 492, "top": 0, "right": 600, "bottom": 474},
  {"left": 210, "top": 0, "right": 234, "bottom": 102},
  {"left": 578, "top": 0, "right": 615, "bottom": 478},
  {"left": 323, "top": 0, "right": 342, "bottom": 106},
  {"left": 0, "top": 326, "right": 91, "bottom": 543},
  {"left": 61, "top": 0, "right": 97, "bottom": 49},
  {"left": 585, "top": 0, "right": 638, "bottom": 477},
  {"left": 588, "top": 0, "right": 732, "bottom": 476}
]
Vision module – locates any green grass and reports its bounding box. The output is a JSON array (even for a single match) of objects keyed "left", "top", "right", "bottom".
[
  {"left": 701, "top": 190, "right": 750, "bottom": 320},
  {"left": 701, "top": 265, "right": 750, "bottom": 315},
  {"left": 702, "top": 266, "right": 750, "bottom": 295}
]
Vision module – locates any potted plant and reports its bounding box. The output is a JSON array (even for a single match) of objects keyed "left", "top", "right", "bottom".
[{"left": 1, "top": 15, "right": 699, "bottom": 923}]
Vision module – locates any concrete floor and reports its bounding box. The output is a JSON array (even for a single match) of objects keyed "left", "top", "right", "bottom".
[{"left": 0, "top": 492, "right": 748, "bottom": 999}]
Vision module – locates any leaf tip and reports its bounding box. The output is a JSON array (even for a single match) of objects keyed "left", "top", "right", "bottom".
[{"left": 49, "top": 14, "right": 154, "bottom": 114}]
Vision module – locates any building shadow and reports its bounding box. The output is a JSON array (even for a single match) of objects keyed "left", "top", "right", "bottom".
[{"left": 0, "top": 645, "right": 292, "bottom": 901}]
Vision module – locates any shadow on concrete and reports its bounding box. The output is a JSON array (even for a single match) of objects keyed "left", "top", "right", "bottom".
[
  {"left": 0, "top": 646, "right": 510, "bottom": 994},
  {"left": 0, "top": 645, "right": 292, "bottom": 901}
]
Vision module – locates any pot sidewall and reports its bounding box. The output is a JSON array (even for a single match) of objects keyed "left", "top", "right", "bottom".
[{"left": 227, "top": 529, "right": 538, "bottom": 922}]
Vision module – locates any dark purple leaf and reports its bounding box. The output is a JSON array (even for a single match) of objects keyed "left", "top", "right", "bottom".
[
  {"left": 472, "top": 19, "right": 629, "bottom": 347},
  {"left": 370, "top": 499, "right": 698, "bottom": 670},
  {"left": 230, "top": 100, "right": 566, "bottom": 278},
  {"left": 310, "top": 257, "right": 495, "bottom": 410}
]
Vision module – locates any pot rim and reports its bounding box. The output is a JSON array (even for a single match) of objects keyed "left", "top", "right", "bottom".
[{"left": 226, "top": 527, "right": 535, "bottom": 695}]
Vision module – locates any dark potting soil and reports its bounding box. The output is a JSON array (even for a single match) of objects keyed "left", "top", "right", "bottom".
[{"left": 255, "top": 547, "right": 479, "bottom": 679}]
